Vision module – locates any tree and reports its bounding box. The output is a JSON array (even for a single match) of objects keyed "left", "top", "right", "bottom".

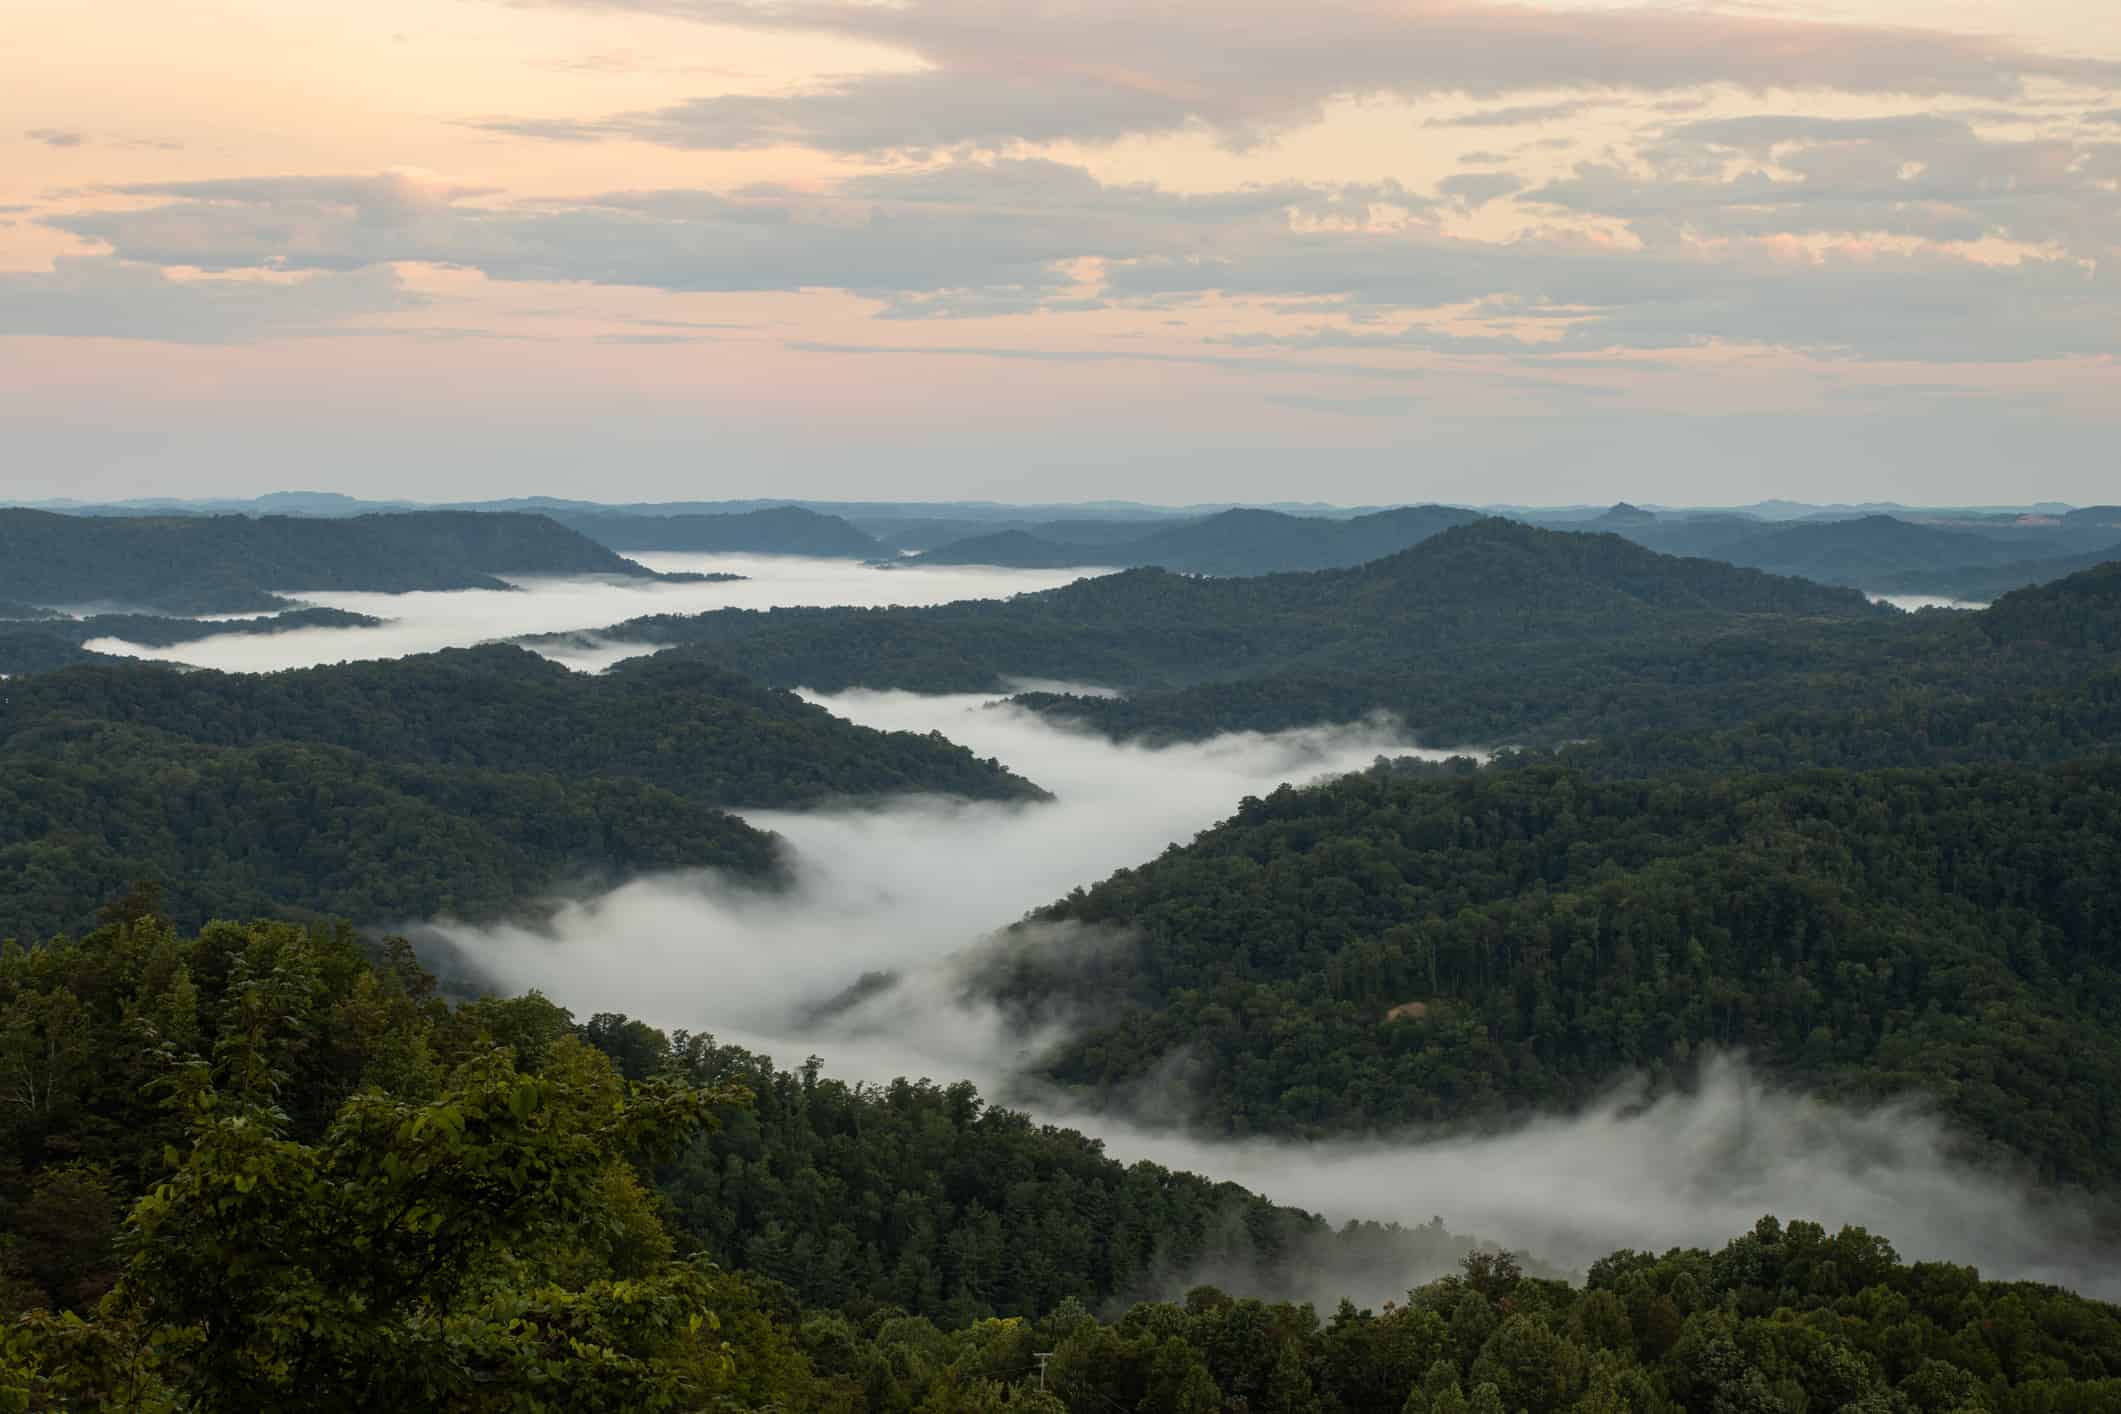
[{"left": 4, "top": 1038, "right": 745, "bottom": 1410}]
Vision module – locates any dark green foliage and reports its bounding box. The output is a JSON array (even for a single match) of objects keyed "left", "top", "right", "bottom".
[
  {"left": 1983, "top": 561, "right": 2121, "bottom": 653},
  {"left": 1, "top": 608, "right": 387, "bottom": 675},
  {"left": 580, "top": 522, "right": 2121, "bottom": 768},
  {"left": 988, "top": 759, "right": 2121, "bottom": 1183},
  {"left": 0, "top": 508, "right": 666, "bottom": 614},
  {"left": 601, "top": 520, "right": 1882, "bottom": 708},
  {"left": 0, "top": 631, "right": 120, "bottom": 677},
  {"left": 0, "top": 646, "right": 1042, "bottom": 935},
  {"left": 0, "top": 721, "right": 783, "bottom": 938},
  {"left": 1512, "top": 664, "right": 2121, "bottom": 777},
  {"left": 636, "top": 1038, "right": 1481, "bottom": 1325},
  {"left": 0, "top": 916, "right": 752, "bottom": 1409},
  {"left": 6, "top": 645, "right": 1045, "bottom": 807},
  {"left": 0, "top": 604, "right": 59, "bottom": 623},
  {"left": 6, "top": 917, "right": 2121, "bottom": 1411},
  {"left": 32, "top": 606, "right": 385, "bottom": 649},
  {"left": 836, "top": 1215, "right": 2121, "bottom": 1414},
  {"left": 1021, "top": 555, "right": 2121, "bottom": 756},
  {"left": 557, "top": 506, "right": 883, "bottom": 557}
]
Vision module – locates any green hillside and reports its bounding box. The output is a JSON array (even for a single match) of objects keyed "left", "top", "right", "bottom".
[
  {"left": 0, "top": 647, "right": 1043, "bottom": 935},
  {"left": 984, "top": 759, "right": 2121, "bottom": 1185},
  {"left": 557, "top": 506, "right": 883, "bottom": 558},
  {"left": 5, "top": 915, "right": 2118, "bottom": 1411},
  {"left": 0, "top": 508, "right": 668, "bottom": 614}
]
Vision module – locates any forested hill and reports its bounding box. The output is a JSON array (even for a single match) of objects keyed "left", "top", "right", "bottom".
[
  {"left": 596, "top": 518, "right": 1881, "bottom": 698},
  {"left": 570, "top": 518, "right": 2011, "bottom": 752},
  {"left": 556, "top": 505, "right": 883, "bottom": 557},
  {"left": 1870, "top": 543, "right": 2121, "bottom": 603},
  {"left": 903, "top": 527, "right": 1113, "bottom": 568},
  {"left": 1630, "top": 514, "right": 2044, "bottom": 584},
  {"left": 15, "top": 917, "right": 2121, "bottom": 1410},
  {"left": 0, "top": 647, "right": 1041, "bottom": 936},
  {"left": 911, "top": 504, "right": 1483, "bottom": 574},
  {"left": 1982, "top": 559, "right": 2121, "bottom": 652},
  {"left": 1015, "top": 552, "right": 2121, "bottom": 753},
  {"left": 0, "top": 608, "right": 385, "bottom": 677},
  {"left": 0, "top": 508, "right": 667, "bottom": 614},
  {"left": 0, "top": 630, "right": 124, "bottom": 678},
  {"left": 983, "top": 759, "right": 2121, "bottom": 1186},
  {"left": 3, "top": 646, "right": 1044, "bottom": 809}
]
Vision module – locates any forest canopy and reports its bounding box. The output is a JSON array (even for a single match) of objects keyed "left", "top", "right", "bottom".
[
  {"left": 6, "top": 912, "right": 2120, "bottom": 1412},
  {"left": 0, "top": 647, "right": 1042, "bottom": 936},
  {"left": 983, "top": 758, "right": 2121, "bottom": 1186},
  {"left": 0, "top": 508, "right": 673, "bottom": 614}
]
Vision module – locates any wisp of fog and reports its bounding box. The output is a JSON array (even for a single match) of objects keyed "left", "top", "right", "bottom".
[
  {"left": 83, "top": 554, "right": 1102, "bottom": 673},
  {"left": 431, "top": 690, "right": 1445, "bottom": 1065},
  {"left": 425, "top": 688, "right": 2116, "bottom": 1303},
  {"left": 1871, "top": 593, "right": 1989, "bottom": 612}
]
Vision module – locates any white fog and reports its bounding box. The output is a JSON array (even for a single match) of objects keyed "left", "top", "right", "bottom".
[
  {"left": 420, "top": 683, "right": 2114, "bottom": 1303},
  {"left": 1872, "top": 594, "right": 1989, "bottom": 612},
  {"left": 69, "top": 557, "right": 2102, "bottom": 1302},
  {"left": 80, "top": 554, "right": 1104, "bottom": 674}
]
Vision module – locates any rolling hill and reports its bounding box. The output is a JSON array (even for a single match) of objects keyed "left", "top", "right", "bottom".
[
  {"left": 555, "top": 506, "right": 882, "bottom": 558},
  {"left": 1604, "top": 509, "right": 2121, "bottom": 592},
  {"left": 0, "top": 646, "right": 1044, "bottom": 936},
  {"left": 574, "top": 518, "right": 1911, "bottom": 750},
  {"left": 0, "top": 509, "right": 669, "bottom": 614},
  {"left": 910, "top": 504, "right": 1483, "bottom": 575},
  {"left": 1710, "top": 514, "right": 2040, "bottom": 583},
  {"left": 982, "top": 757, "right": 2121, "bottom": 1186},
  {"left": 1873, "top": 545, "right": 2121, "bottom": 603},
  {"left": 0, "top": 608, "right": 388, "bottom": 677},
  {"left": 600, "top": 518, "right": 1880, "bottom": 690}
]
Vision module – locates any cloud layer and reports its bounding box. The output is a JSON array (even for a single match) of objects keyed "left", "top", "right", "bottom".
[
  {"left": 27, "top": 125, "right": 2121, "bottom": 361},
  {"left": 517, "top": 0, "right": 2121, "bottom": 153},
  {"left": 6, "top": 0, "right": 2121, "bottom": 502}
]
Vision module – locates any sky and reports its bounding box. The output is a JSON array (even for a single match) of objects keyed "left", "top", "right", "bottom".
[{"left": 4, "top": 0, "right": 2119, "bottom": 507}]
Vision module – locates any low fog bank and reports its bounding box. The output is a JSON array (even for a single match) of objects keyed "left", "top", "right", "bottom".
[
  {"left": 421, "top": 690, "right": 2116, "bottom": 1305},
  {"left": 1088, "top": 1057, "right": 2117, "bottom": 1302},
  {"left": 81, "top": 556, "right": 1099, "bottom": 674},
  {"left": 427, "top": 693, "right": 1442, "bottom": 1046},
  {"left": 1872, "top": 593, "right": 1988, "bottom": 612}
]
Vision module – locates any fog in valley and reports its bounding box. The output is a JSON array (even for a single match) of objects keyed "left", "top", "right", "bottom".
[
  {"left": 71, "top": 554, "right": 2103, "bottom": 1304},
  {"left": 80, "top": 554, "right": 1102, "bottom": 674},
  {"left": 426, "top": 689, "right": 1449, "bottom": 1085},
  {"left": 1872, "top": 594, "right": 1989, "bottom": 612},
  {"left": 421, "top": 680, "right": 2118, "bottom": 1305}
]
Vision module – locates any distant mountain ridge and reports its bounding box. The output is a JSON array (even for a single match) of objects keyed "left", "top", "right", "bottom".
[
  {"left": 574, "top": 519, "right": 1885, "bottom": 740},
  {"left": 1602, "top": 508, "right": 2121, "bottom": 589},
  {"left": 1705, "top": 514, "right": 2045, "bottom": 581},
  {"left": 909, "top": 504, "right": 1483, "bottom": 575},
  {"left": 555, "top": 506, "right": 882, "bottom": 558},
  {"left": 0, "top": 509, "right": 669, "bottom": 614},
  {"left": 1871, "top": 544, "right": 2121, "bottom": 602}
]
